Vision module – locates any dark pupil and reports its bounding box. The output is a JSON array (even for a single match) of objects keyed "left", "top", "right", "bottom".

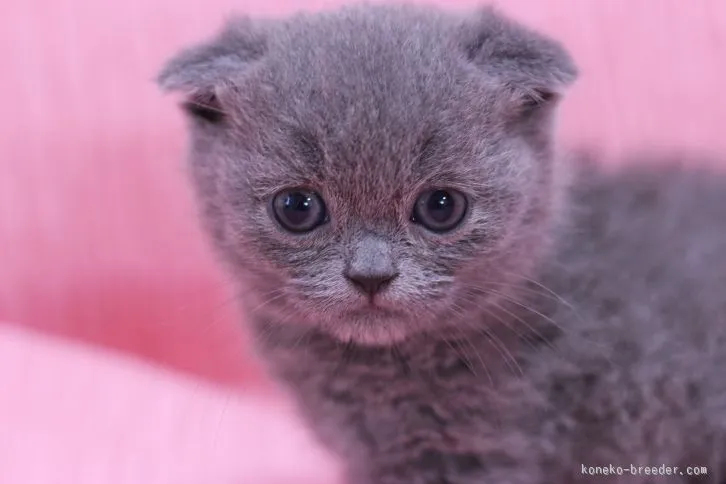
[
  {"left": 426, "top": 190, "right": 455, "bottom": 223},
  {"left": 283, "top": 192, "right": 315, "bottom": 226}
]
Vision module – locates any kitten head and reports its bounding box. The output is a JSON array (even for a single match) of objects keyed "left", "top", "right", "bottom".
[{"left": 158, "top": 4, "right": 577, "bottom": 345}]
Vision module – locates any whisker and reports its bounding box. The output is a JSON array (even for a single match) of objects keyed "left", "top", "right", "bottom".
[
  {"left": 441, "top": 336, "right": 476, "bottom": 377},
  {"left": 454, "top": 305, "right": 524, "bottom": 378},
  {"left": 450, "top": 322, "right": 496, "bottom": 390},
  {"left": 250, "top": 318, "right": 277, "bottom": 349},
  {"left": 475, "top": 287, "right": 614, "bottom": 367},
  {"left": 472, "top": 279, "right": 565, "bottom": 306},
  {"left": 192, "top": 293, "right": 241, "bottom": 337},
  {"left": 481, "top": 287, "right": 567, "bottom": 335},
  {"left": 166, "top": 274, "right": 239, "bottom": 323},
  {"left": 501, "top": 270, "right": 585, "bottom": 320},
  {"left": 452, "top": 305, "right": 524, "bottom": 376},
  {"left": 193, "top": 288, "right": 289, "bottom": 345},
  {"left": 439, "top": 307, "right": 504, "bottom": 431},
  {"left": 251, "top": 305, "right": 302, "bottom": 350},
  {"left": 460, "top": 291, "right": 540, "bottom": 345},
  {"left": 494, "top": 280, "right": 613, "bottom": 358},
  {"left": 248, "top": 289, "right": 288, "bottom": 315},
  {"left": 460, "top": 288, "right": 561, "bottom": 355}
]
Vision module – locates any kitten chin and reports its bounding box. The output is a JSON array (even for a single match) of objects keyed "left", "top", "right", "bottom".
[{"left": 328, "top": 318, "right": 413, "bottom": 347}]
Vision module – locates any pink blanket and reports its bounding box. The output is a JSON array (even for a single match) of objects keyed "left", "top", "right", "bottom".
[{"left": 0, "top": 325, "right": 341, "bottom": 484}]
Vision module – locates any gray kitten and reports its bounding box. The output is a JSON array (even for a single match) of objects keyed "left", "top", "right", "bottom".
[{"left": 158, "top": 3, "right": 726, "bottom": 483}]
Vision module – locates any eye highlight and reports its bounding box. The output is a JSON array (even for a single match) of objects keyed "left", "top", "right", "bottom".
[
  {"left": 411, "top": 189, "right": 468, "bottom": 233},
  {"left": 272, "top": 189, "right": 327, "bottom": 233}
]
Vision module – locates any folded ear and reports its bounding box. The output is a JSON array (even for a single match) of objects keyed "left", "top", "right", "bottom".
[
  {"left": 156, "top": 17, "right": 267, "bottom": 123},
  {"left": 459, "top": 7, "right": 577, "bottom": 112}
]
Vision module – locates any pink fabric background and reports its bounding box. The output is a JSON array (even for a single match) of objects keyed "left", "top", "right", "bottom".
[
  {"left": 0, "top": 0, "right": 725, "bottom": 481},
  {"left": 2, "top": 0, "right": 725, "bottom": 387},
  {"left": 0, "top": 324, "right": 342, "bottom": 484}
]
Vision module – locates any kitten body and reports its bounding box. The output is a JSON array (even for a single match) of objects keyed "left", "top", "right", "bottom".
[
  {"left": 159, "top": 4, "right": 726, "bottom": 483},
  {"left": 256, "top": 160, "right": 726, "bottom": 484}
]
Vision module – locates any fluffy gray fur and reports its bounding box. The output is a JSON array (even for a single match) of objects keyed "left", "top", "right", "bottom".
[{"left": 158, "top": 3, "right": 726, "bottom": 483}]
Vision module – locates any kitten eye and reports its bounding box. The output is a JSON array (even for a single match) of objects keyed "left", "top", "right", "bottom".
[
  {"left": 411, "top": 189, "right": 468, "bottom": 233},
  {"left": 272, "top": 189, "right": 327, "bottom": 233}
]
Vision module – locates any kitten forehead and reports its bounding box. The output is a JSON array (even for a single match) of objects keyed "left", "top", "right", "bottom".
[
  {"left": 262, "top": 4, "right": 461, "bottom": 118},
  {"left": 229, "top": 7, "right": 506, "bottom": 205},
  {"left": 239, "top": 8, "right": 469, "bottom": 184}
]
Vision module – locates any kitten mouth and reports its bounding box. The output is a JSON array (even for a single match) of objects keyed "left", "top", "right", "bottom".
[{"left": 347, "top": 303, "right": 402, "bottom": 319}]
